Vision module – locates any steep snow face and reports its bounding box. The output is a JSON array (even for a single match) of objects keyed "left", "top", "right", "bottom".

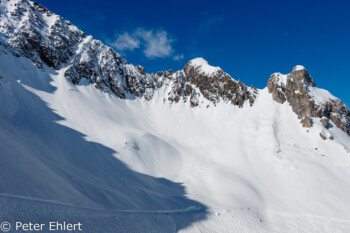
[
  {"left": 307, "top": 86, "right": 337, "bottom": 105},
  {"left": 187, "top": 57, "right": 221, "bottom": 76}
]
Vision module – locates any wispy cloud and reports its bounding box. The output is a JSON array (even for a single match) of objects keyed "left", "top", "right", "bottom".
[
  {"left": 199, "top": 15, "right": 225, "bottom": 31},
  {"left": 110, "top": 32, "right": 140, "bottom": 51},
  {"left": 173, "top": 54, "right": 184, "bottom": 61},
  {"left": 110, "top": 28, "right": 182, "bottom": 60},
  {"left": 135, "top": 29, "right": 173, "bottom": 58}
]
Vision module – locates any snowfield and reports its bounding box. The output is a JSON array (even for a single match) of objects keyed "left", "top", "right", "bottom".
[{"left": 1, "top": 53, "right": 350, "bottom": 232}]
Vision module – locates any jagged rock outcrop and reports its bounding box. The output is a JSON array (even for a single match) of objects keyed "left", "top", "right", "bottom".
[
  {"left": 320, "top": 118, "right": 331, "bottom": 129},
  {"left": 320, "top": 133, "right": 327, "bottom": 140},
  {"left": 166, "top": 58, "right": 257, "bottom": 107},
  {"left": 267, "top": 66, "right": 350, "bottom": 135},
  {"left": 183, "top": 58, "right": 257, "bottom": 107},
  {"left": 0, "top": 0, "right": 84, "bottom": 69},
  {"left": 301, "top": 116, "right": 312, "bottom": 128}
]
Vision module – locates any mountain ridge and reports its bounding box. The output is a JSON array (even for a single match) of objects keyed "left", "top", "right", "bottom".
[{"left": 0, "top": 0, "right": 349, "bottom": 136}]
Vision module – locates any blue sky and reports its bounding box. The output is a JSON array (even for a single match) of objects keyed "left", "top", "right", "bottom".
[{"left": 36, "top": 0, "right": 350, "bottom": 105}]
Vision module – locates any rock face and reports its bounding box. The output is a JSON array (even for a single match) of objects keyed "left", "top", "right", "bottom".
[
  {"left": 0, "top": 0, "right": 84, "bottom": 69},
  {"left": 301, "top": 116, "right": 312, "bottom": 128},
  {"left": 267, "top": 66, "right": 350, "bottom": 135},
  {"left": 320, "top": 133, "right": 327, "bottom": 140},
  {"left": 183, "top": 58, "right": 257, "bottom": 107},
  {"left": 320, "top": 118, "right": 331, "bottom": 129}
]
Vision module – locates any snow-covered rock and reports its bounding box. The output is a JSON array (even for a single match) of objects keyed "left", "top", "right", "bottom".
[{"left": 187, "top": 57, "right": 221, "bottom": 76}]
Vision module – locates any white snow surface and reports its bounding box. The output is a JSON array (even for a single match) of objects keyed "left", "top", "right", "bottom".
[
  {"left": 307, "top": 86, "right": 337, "bottom": 105},
  {"left": 188, "top": 57, "right": 221, "bottom": 76},
  {"left": 293, "top": 65, "right": 306, "bottom": 71},
  {"left": 1, "top": 54, "right": 350, "bottom": 232},
  {"left": 271, "top": 72, "right": 288, "bottom": 86}
]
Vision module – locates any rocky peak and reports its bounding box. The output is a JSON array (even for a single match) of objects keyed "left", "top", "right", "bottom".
[
  {"left": 290, "top": 65, "right": 316, "bottom": 88},
  {"left": 182, "top": 58, "right": 257, "bottom": 107},
  {"left": 0, "top": 0, "right": 84, "bottom": 69},
  {"left": 267, "top": 66, "right": 350, "bottom": 136},
  {"left": 184, "top": 57, "right": 221, "bottom": 77},
  {"left": 267, "top": 66, "right": 316, "bottom": 105},
  {"left": 292, "top": 65, "right": 306, "bottom": 71}
]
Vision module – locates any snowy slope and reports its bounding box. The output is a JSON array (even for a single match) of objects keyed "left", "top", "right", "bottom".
[
  {"left": 1, "top": 0, "right": 350, "bottom": 232},
  {"left": 41, "top": 66, "right": 350, "bottom": 218},
  {"left": 1, "top": 52, "right": 350, "bottom": 232},
  {"left": 0, "top": 54, "right": 207, "bottom": 233}
]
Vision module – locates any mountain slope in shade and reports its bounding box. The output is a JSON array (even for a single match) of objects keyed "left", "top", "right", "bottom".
[
  {"left": 1, "top": 0, "right": 350, "bottom": 232},
  {"left": 0, "top": 55, "right": 207, "bottom": 233}
]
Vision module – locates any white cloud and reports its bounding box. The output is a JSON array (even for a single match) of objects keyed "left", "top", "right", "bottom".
[
  {"left": 173, "top": 54, "right": 184, "bottom": 61},
  {"left": 110, "top": 28, "right": 179, "bottom": 60},
  {"left": 135, "top": 29, "right": 174, "bottom": 58},
  {"left": 110, "top": 32, "right": 140, "bottom": 51}
]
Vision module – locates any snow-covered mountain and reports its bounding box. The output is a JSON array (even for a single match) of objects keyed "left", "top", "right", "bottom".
[{"left": 1, "top": 0, "right": 350, "bottom": 232}]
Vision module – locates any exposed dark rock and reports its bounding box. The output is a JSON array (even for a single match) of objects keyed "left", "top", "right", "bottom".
[
  {"left": 267, "top": 66, "right": 350, "bottom": 135},
  {"left": 185, "top": 84, "right": 192, "bottom": 95},
  {"left": 267, "top": 67, "right": 316, "bottom": 120},
  {"left": 329, "top": 135, "right": 334, "bottom": 140},
  {"left": 164, "top": 58, "right": 258, "bottom": 107},
  {"left": 0, "top": 0, "right": 84, "bottom": 69},
  {"left": 183, "top": 59, "right": 257, "bottom": 107},
  {"left": 320, "top": 118, "right": 331, "bottom": 129},
  {"left": 266, "top": 74, "right": 287, "bottom": 104},
  {"left": 167, "top": 69, "right": 174, "bottom": 76},
  {"left": 301, "top": 116, "right": 312, "bottom": 128},
  {"left": 32, "top": 2, "right": 49, "bottom": 14},
  {"left": 319, "top": 133, "right": 327, "bottom": 140},
  {"left": 136, "top": 65, "right": 146, "bottom": 75}
]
